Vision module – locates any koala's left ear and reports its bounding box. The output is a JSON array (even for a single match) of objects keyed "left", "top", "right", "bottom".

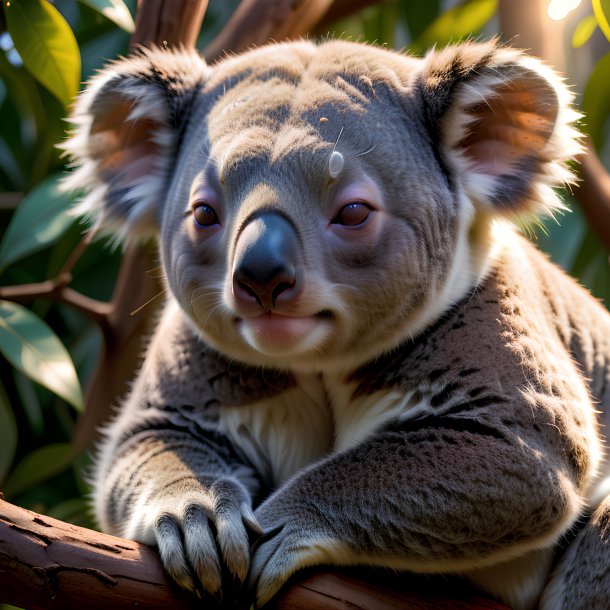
[
  {"left": 62, "top": 47, "right": 209, "bottom": 243},
  {"left": 417, "top": 40, "right": 582, "bottom": 216}
]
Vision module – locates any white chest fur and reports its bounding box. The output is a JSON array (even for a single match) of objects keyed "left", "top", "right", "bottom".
[{"left": 217, "top": 373, "right": 421, "bottom": 486}]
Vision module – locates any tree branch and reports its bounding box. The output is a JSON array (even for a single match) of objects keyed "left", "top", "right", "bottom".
[
  {"left": 204, "top": 0, "right": 335, "bottom": 61},
  {"left": 132, "top": 0, "right": 209, "bottom": 49},
  {"left": 0, "top": 499, "right": 509, "bottom": 610},
  {"left": 0, "top": 498, "right": 200, "bottom": 610},
  {"left": 0, "top": 230, "right": 112, "bottom": 327},
  {"left": 573, "top": 139, "right": 610, "bottom": 251}
]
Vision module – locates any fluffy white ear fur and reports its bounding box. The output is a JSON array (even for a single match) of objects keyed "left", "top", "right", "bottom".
[
  {"left": 61, "top": 47, "right": 208, "bottom": 245},
  {"left": 419, "top": 40, "right": 582, "bottom": 217}
]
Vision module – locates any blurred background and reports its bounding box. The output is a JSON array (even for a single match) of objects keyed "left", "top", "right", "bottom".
[{"left": 0, "top": 0, "right": 608, "bottom": 552}]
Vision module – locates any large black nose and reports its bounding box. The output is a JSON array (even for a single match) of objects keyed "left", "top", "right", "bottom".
[{"left": 232, "top": 212, "right": 302, "bottom": 311}]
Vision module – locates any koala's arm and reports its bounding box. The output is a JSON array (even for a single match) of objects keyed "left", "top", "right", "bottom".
[
  {"left": 250, "top": 413, "right": 583, "bottom": 605},
  {"left": 92, "top": 300, "right": 263, "bottom": 597},
  {"left": 248, "top": 256, "right": 599, "bottom": 605}
]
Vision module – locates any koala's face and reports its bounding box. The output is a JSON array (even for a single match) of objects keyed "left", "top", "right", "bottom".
[
  {"left": 159, "top": 44, "right": 466, "bottom": 371},
  {"left": 66, "top": 40, "right": 578, "bottom": 372}
]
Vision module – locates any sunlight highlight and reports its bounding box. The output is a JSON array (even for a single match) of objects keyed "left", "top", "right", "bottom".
[{"left": 548, "top": 0, "right": 583, "bottom": 20}]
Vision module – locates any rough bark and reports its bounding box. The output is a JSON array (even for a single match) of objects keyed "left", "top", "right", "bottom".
[
  {"left": 204, "top": 0, "right": 336, "bottom": 61},
  {"left": 0, "top": 499, "right": 509, "bottom": 610}
]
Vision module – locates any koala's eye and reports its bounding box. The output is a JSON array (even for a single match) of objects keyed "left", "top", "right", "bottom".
[
  {"left": 193, "top": 203, "right": 219, "bottom": 227},
  {"left": 333, "top": 201, "right": 372, "bottom": 227}
]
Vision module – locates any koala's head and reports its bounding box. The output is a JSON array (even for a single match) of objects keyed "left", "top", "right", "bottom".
[{"left": 64, "top": 40, "right": 580, "bottom": 373}]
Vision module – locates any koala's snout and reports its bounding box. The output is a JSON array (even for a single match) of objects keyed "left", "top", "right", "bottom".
[{"left": 232, "top": 212, "right": 303, "bottom": 312}]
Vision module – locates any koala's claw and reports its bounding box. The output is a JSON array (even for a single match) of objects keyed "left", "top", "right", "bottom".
[
  {"left": 152, "top": 483, "right": 262, "bottom": 599},
  {"left": 155, "top": 512, "right": 213, "bottom": 595},
  {"left": 248, "top": 524, "right": 309, "bottom": 608}
]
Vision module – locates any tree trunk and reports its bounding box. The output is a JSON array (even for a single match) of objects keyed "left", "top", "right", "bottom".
[{"left": 0, "top": 499, "right": 509, "bottom": 610}]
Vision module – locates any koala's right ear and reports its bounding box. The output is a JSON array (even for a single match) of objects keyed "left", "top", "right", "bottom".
[{"left": 62, "top": 47, "right": 209, "bottom": 243}]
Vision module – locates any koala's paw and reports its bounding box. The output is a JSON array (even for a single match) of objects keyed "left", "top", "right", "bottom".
[
  {"left": 248, "top": 521, "right": 340, "bottom": 607},
  {"left": 152, "top": 479, "right": 262, "bottom": 600}
]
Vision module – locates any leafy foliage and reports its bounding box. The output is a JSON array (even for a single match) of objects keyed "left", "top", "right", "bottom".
[
  {"left": 0, "top": 0, "right": 608, "bottom": 558},
  {"left": 4, "top": 0, "right": 80, "bottom": 107},
  {"left": 0, "top": 173, "right": 76, "bottom": 270}
]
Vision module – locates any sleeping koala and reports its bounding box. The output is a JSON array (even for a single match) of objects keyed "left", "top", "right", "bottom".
[{"left": 64, "top": 39, "right": 610, "bottom": 609}]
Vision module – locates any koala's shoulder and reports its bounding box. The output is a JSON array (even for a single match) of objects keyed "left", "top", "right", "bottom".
[{"left": 350, "top": 233, "right": 599, "bottom": 397}]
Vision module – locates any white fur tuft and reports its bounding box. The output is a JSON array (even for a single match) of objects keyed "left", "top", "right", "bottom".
[
  {"left": 423, "top": 41, "right": 584, "bottom": 219},
  {"left": 60, "top": 46, "right": 208, "bottom": 245}
]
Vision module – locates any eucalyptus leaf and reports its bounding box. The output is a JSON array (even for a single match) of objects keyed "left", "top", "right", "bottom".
[
  {"left": 572, "top": 14, "right": 598, "bottom": 48},
  {"left": 2, "top": 442, "right": 73, "bottom": 499},
  {"left": 411, "top": 0, "right": 498, "bottom": 53},
  {"left": 0, "top": 300, "right": 84, "bottom": 411},
  {"left": 583, "top": 51, "right": 610, "bottom": 150},
  {"left": 0, "top": 173, "right": 76, "bottom": 271},
  {"left": 593, "top": 0, "right": 610, "bottom": 42},
  {"left": 0, "top": 384, "right": 17, "bottom": 484},
  {"left": 4, "top": 0, "right": 81, "bottom": 107},
  {"left": 78, "top": 0, "right": 135, "bottom": 33}
]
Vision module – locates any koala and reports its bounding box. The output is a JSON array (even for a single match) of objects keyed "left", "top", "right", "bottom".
[{"left": 63, "top": 39, "right": 610, "bottom": 610}]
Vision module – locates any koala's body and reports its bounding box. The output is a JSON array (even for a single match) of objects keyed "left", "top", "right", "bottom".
[{"left": 65, "top": 39, "right": 609, "bottom": 609}]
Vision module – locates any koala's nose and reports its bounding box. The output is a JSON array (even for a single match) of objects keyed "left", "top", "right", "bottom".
[{"left": 232, "top": 212, "right": 302, "bottom": 311}]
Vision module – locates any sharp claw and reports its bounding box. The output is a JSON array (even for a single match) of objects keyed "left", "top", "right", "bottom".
[
  {"left": 241, "top": 502, "right": 264, "bottom": 536},
  {"left": 251, "top": 523, "right": 285, "bottom": 553}
]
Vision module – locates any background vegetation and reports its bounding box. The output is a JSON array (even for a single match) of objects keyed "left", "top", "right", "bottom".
[{"left": 0, "top": 0, "right": 608, "bottom": 550}]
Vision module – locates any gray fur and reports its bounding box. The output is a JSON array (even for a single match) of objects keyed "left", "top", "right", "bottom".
[{"left": 64, "top": 39, "right": 608, "bottom": 609}]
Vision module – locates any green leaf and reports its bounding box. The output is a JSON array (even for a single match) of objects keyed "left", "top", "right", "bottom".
[
  {"left": 0, "top": 52, "right": 62, "bottom": 187},
  {"left": 402, "top": 0, "right": 440, "bottom": 41},
  {"left": 13, "top": 369, "right": 45, "bottom": 436},
  {"left": 0, "top": 301, "right": 84, "bottom": 411},
  {"left": 2, "top": 442, "right": 73, "bottom": 499},
  {"left": 593, "top": 0, "right": 610, "bottom": 42},
  {"left": 572, "top": 14, "right": 598, "bottom": 48},
  {"left": 0, "top": 173, "right": 76, "bottom": 270},
  {"left": 78, "top": 0, "right": 135, "bottom": 33},
  {"left": 583, "top": 51, "right": 610, "bottom": 150},
  {"left": 412, "top": 0, "right": 498, "bottom": 52},
  {"left": 0, "top": 384, "right": 17, "bottom": 485},
  {"left": 4, "top": 0, "right": 81, "bottom": 107}
]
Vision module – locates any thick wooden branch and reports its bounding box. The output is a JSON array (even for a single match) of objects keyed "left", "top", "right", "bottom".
[
  {"left": 573, "top": 139, "right": 610, "bottom": 251},
  {"left": 0, "top": 499, "right": 509, "bottom": 610},
  {"left": 0, "top": 499, "right": 199, "bottom": 610},
  {"left": 133, "top": 0, "right": 209, "bottom": 49},
  {"left": 204, "top": 0, "right": 335, "bottom": 61}
]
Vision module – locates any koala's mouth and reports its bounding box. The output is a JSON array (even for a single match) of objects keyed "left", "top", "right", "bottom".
[{"left": 237, "top": 311, "right": 334, "bottom": 356}]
